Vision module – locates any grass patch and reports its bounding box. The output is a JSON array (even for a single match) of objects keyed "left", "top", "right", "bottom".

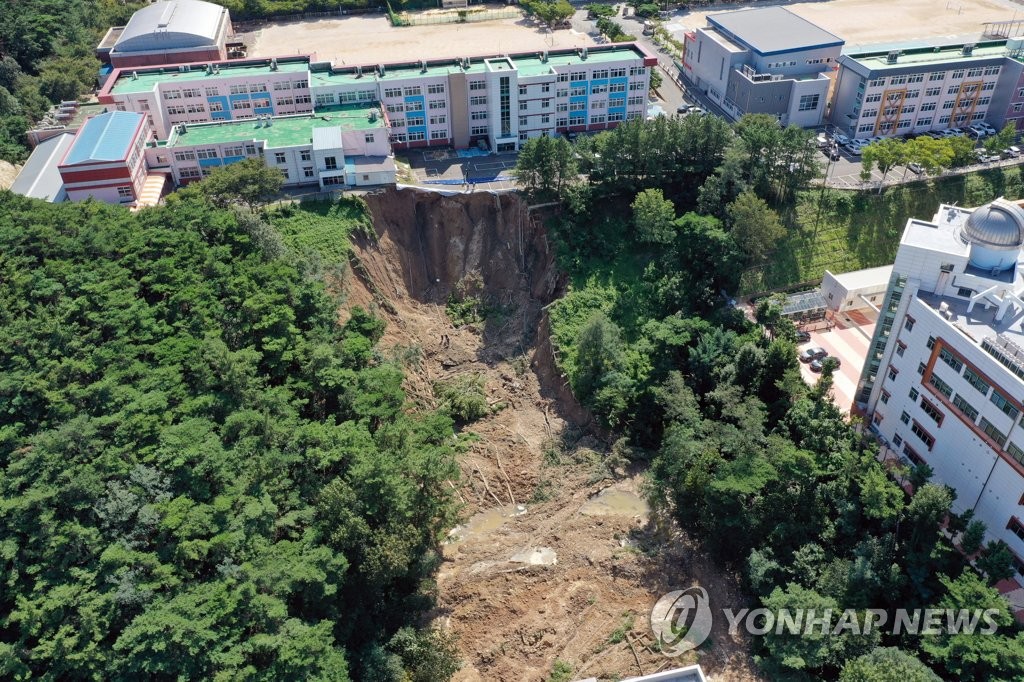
[
  {"left": 547, "top": 660, "right": 574, "bottom": 682},
  {"left": 267, "top": 196, "right": 373, "bottom": 265},
  {"left": 741, "top": 167, "right": 1024, "bottom": 294},
  {"left": 607, "top": 613, "right": 635, "bottom": 645}
]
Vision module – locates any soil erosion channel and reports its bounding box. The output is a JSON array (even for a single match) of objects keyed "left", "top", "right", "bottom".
[{"left": 345, "top": 187, "right": 759, "bottom": 681}]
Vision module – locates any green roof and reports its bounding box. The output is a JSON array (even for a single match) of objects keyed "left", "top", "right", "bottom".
[
  {"left": 165, "top": 104, "right": 383, "bottom": 149},
  {"left": 110, "top": 59, "right": 309, "bottom": 95},
  {"left": 851, "top": 41, "right": 1010, "bottom": 70},
  {"left": 514, "top": 47, "right": 645, "bottom": 77},
  {"left": 308, "top": 46, "right": 646, "bottom": 86}
]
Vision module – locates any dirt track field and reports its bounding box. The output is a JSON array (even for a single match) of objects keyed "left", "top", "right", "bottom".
[
  {"left": 245, "top": 14, "right": 595, "bottom": 65},
  {"left": 680, "top": 0, "right": 1022, "bottom": 48}
]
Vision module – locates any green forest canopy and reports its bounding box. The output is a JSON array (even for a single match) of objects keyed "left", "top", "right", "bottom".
[{"left": 0, "top": 188, "right": 462, "bottom": 680}]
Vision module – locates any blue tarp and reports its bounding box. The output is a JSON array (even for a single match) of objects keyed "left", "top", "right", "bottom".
[
  {"left": 456, "top": 148, "right": 491, "bottom": 158},
  {"left": 424, "top": 174, "right": 514, "bottom": 185}
]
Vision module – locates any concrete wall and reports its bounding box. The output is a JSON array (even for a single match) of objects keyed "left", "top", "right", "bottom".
[{"left": 786, "top": 76, "right": 831, "bottom": 127}]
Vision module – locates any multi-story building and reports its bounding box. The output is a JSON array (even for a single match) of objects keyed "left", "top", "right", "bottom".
[
  {"left": 96, "top": 0, "right": 232, "bottom": 70},
  {"left": 149, "top": 104, "right": 393, "bottom": 188},
  {"left": 830, "top": 39, "right": 1024, "bottom": 139},
  {"left": 683, "top": 7, "right": 843, "bottom": 127},
  {"left": 99, "top": 44, "right": 655, "bottom": 153},
  {"left": 57, "top": 111, "right": 153, "bottom": 204},
  {"left": 99, "top": 58, "right": 314, "bottom": 139},
  {"left": 857, "top": 198, "right": 1024, "bottom": 574}
]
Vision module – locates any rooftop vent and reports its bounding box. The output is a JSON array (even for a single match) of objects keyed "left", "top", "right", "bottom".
[
  {"left": 378, "top": 63, "right": 385, "bottom": 77},
  {"left": 886, "top": 50, "right": 900, "bottom": 64},
  {"left": 270, "top": 58, "right": 278, "bottom": 71},
  {"left": 963, "top": 43, "right": 976, "bottom": 56},
  {"left": 369, "top": 110, "right": 378, "bottom": 122},
  {"left": 543, "top": 50, "right": 548, "bottom": 62},
  {"left": 131, "top": 70, "right": 138, "bottom": 80},
  {"left": 356, "top": 65, "right": 363, "bottom": 77},
  {"left": 582, "top": 47, "right": 588, "bottom": 60},
  {"left": 420, "top": 59, "right": 427, "bottom": 73}
]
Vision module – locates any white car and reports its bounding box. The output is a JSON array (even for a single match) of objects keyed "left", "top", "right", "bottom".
[
  {"left": 832, "top": 133, "right": 851, "bottom": 146},
  {"left": 977, "top": 122, "right": 997, "bottom": 135}
]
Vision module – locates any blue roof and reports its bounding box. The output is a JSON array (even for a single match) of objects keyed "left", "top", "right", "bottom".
[{"left": 62, "top": 111, "right": 144, "bottom": 165}]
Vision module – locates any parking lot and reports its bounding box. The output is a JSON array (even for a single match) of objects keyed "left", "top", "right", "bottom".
[{"left": 798, "top": 309, "right": 876, "bottom": 413}]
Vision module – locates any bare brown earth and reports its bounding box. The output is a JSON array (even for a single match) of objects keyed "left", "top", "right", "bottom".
[{"left": 342, "top": 187, "right": 763, "bottom": 681}]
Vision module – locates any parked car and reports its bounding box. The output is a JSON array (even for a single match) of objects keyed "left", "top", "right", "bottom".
[
  {"left": 844, "top": 143, "right": 864, "bottom": 156},
  {"left": 977, "top": 122, "right": 997, "bottom": 135},
  {"left": 1004, "top": 146, "right": 1022, "bottom": 158},
  {"left": 796, "top": 330, "right": 811, "bottom": 344},
  {"left": 832, "top": 133, "right": 851, "bottom": 146},
  {"left": 925, "top": 130, "right": 945, "bottom": 139},
  {"left": 826, "top": 147, "right": 841, "bottom": 160},
  {"left": 907, "top": 162, "right": 925, "bottom": 174},
  {"left": 800, "top": 347, "right": 828, "bottom": 363},
  {"left": 810, "top": 356, "right": 840, "bottom": 372}
]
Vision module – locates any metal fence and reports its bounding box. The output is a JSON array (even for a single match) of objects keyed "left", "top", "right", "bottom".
[{"left": 392, "top": 7, "right": 520, "bottom": 26}]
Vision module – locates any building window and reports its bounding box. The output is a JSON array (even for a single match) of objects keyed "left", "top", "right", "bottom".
[
  {"left": 324, "top": 156, "right": 337, "bottom": 170},
  {"left": 116, "top": 186, "right": 133, "bottom": 201},
  {"left": 896, "top": 341, "right": 906, "bottom": 357},
  {"left": 888, "top": 366, "right": 899, "bottom": 381},
  {"left": 430, "top": 129, "right": 447, "bottom": 140},
  {"left": 881, "top": 390, "right": 890, "bottom": 404},
  {"left": 938, "top": 348, "right": 963, "bottom": 373},
  {"left": 365, "top": 133, "right": 375, "bottom": 143},
  {"left": 920, "top": 397, "right": 944, "bottom": 425},
  {"left": 990, "top": 390, "right": 1020, "bottom": 420},
  {"left": 917, "top": 362, "right": 927, "bottom": 375},
  {"left": 953, "top": 394, "right": 979, "bottom": 422},
  {"left": 281, "top": 168, "right": 289, "bottom": 179},
  {"left": 273, "top": 152, "right": 286, "bottom": 164},
  {"left": 300, "top": 150, "right": 311, "bottom": 161},
  {"left": 980, "top": 417, "right": 1008, "bottom": 447},
  {"left": 903, "top": 442, "right": 925, "bottom": 465},
  {"left": 893, "top": 433, "right": 904, "bottom": 447},
  {"left": 929, "top": 373, "right": 953, "bottom": 399},
  {"left": 798, "top": 94, "right": 820, "bottom": 111},
  {"left": 408, "top": 131, "right": 426, "bottom": 141},
  {"left": 1007, "top": 442, "right": 1024, "bottom": 465},
  {"left": 900, "top": 411, "right": 911, "bottom": 424},
  {"left": 909, "top": 387, "right": 920, "bottom": 401},
  {"left": 403, "top": 86, "right": 422, "bottom": 96},
  {"left": 383, "top": 88, "right": 402, "bottom": 98},
  {"left": 469, "top": 80, "right": 486, "bottom": 90},
  {"left": 428, "top": 83, "right": 445, "bottom": 94},
  {"left": 911, "top": 420, "right": 935, "bottom": 450},
  {"left": 470, "top": 125, "right": 488, "bottom": 136},
  {"left": 904, "top": 317, "right": 915, "bottom": 331},
  {"left": 303, "top": 167, "right": 314, "bottom": 178},
  {"left": 962, "top": 366, "right": 990, "bottom": 395}
]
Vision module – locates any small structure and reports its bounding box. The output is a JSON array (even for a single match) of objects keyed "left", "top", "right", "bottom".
[
  {"left": 58, "top": 111, "right": 152, "bottom": 204},
  {"left": 9, "top": 133, "right": 75, "bottom": 202},
  {"left": 821, "top": 265, "right": 893, "bottom": 312},
  {"left": 781, "top": 289, "right": 828, "bottom": 325},
  {"left": 97, "top": 0, "right": 232, "bottom": 68}
]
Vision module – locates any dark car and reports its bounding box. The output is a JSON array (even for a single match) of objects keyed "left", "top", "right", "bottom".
[
  {"left": 811, "top": 357, "right": 841, "bottom": 373},
  {"left": 800, "top": 347, "right": 827, "bottom": 363},
  {"left": 796, "top": 330, "right": 811, "bottom": 344}
]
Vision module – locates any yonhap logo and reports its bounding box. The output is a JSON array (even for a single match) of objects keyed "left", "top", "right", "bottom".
[{"left": 650, "top": 587, "right": 713, "bottom": 655}]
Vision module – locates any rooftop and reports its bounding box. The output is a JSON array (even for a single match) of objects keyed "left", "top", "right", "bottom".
[
  {"left": 309, "top": 45, "right": 648, "bottom": 85},
  {"left": 114, "top": 0, "right": 225, "bottom": 53},
  {"left": 165, "top": 104, "right": 383, "bottom": 149},
  {"left": 829, "top": 264, "right": 894, "bottom": 290},
  {"left": 707, "top": 7, "right": 843, "bottom": 56},
  {"left": 848, "top": 40, "right": 1011, "bottom": 70},
  {"left": 110, "top": 58, "right": 309, "bottom": 95},
  {"left": 61, "top": 111, "right": 144, "bottom": 165},
  {"left": 10, "top": 133, "right": 73, "bottom": 201}
]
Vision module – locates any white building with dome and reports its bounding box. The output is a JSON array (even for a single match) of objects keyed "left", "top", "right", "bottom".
[{"left": 857, "top": 198, "right": 1024, "bottom": 574}]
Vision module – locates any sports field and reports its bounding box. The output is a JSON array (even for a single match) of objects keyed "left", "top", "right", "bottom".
[{"left": 245, "top": 13, "right": 596, "bottom": 65}]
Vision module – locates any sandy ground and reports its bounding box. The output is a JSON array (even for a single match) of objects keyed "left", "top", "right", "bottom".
[
  {"left": 245, "top": 14, "right": 595, "bottom": 65},
  {"left": 677, "top": 0, "right": 1023, "bottom": 49},
  {"left": 0, "top": 160, "right": 21, "bottom": 190}
]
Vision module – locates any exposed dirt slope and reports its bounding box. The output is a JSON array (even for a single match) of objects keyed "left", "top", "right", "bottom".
[{"left": 343, "top": 187, "right": 761, "bottom": 681}]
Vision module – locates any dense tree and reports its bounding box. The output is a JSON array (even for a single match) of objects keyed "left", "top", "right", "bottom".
[
  {"left": 198, "top": 157, "right": 285, "bottom": 211},
  {"left": 0, "top": 191, "right": 460, "bottom": 679},
  {"left": 904, "top": 136, "right": 955, "bottom": 175},
  {"left": 983, "top": 122, "right": 1017, "bottom": 155},
  {"left": 631, "top": 188, "right": 676, "bottom": 243},
  {"left": 840, "top": 647, "right": 941, "bottom": 682},
  {"left": 725, "top": 191, "right": 786, "bottom": 264},
  {"left": 514, "top": 135, "right": 579, "bottom": 201},
  {"left": 860, "top": 138, "right": 907, "bottom": 191}
]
